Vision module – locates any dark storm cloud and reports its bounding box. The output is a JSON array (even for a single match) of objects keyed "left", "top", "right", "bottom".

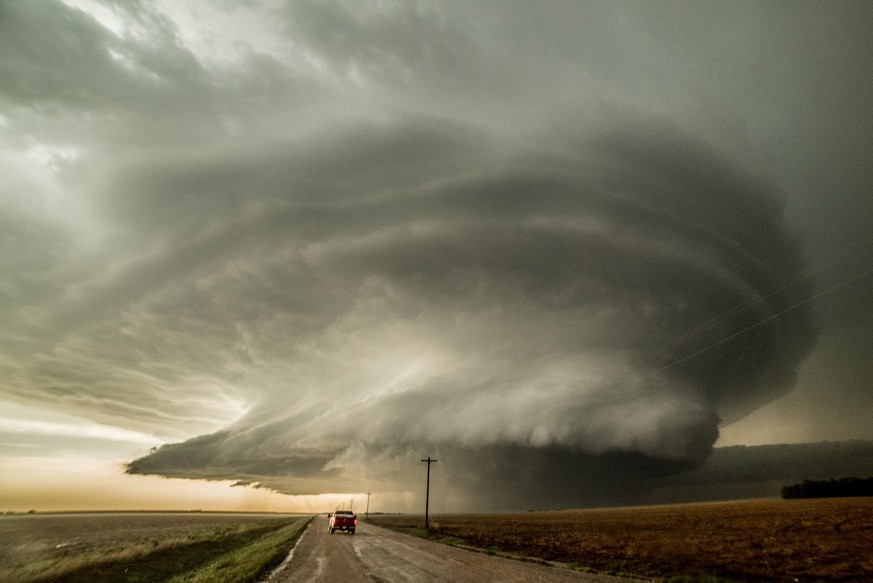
[
  {"left": 126, "top": 116, "right": 816, "bottom": 506},
  {"left": 273, "top": 0, "right": 484, "bottom": 88},
  {"left": 0, "top": 0, "right": 329, "bottom": 436},
  {"left": 0, "top": 0, "right": 206, "bottom": 118},
  {"left": 4, "top": 0, "right": 871, "bottom": 509}
]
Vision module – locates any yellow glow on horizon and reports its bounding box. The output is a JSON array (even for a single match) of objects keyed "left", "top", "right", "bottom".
[{"left": 0, "top": 455, "right": 394, "bottom": 514}]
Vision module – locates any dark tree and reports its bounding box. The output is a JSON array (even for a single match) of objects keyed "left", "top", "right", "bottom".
[{"left": 782, "top": 477, "right": 873, "bottom": 499}]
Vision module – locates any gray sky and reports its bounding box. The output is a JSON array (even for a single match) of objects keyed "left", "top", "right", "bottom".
[{"left": 2, "top": 0, "right": 872, "bottom": 510}]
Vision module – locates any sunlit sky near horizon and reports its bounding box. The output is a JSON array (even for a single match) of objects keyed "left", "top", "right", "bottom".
[{"left": 2, "top": 0, "right": 872, "bottom": 512}]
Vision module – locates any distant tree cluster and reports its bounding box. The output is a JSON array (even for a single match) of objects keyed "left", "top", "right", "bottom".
[{"left": 782, "top": 477, "right": 873, "bottom": 499}]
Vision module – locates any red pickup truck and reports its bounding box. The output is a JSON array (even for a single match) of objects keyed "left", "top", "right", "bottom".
[{"left": 328, "top": 510, "right": 357, "bottom": 534}]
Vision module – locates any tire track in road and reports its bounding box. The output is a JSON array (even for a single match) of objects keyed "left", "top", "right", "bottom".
[{"left": 269, "top": 516, "right": 651, "bottom": 583}]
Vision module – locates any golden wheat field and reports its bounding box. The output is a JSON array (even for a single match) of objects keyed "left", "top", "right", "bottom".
[{"left": 368, "top": 497, "right": 873, "bottom": 582}]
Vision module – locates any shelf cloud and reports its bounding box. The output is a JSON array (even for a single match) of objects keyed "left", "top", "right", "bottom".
[{"left": 125, "top": 115, "right": 816, "bottom": 507}]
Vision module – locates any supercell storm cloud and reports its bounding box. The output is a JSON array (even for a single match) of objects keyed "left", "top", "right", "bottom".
[
  {"left": 8, "top": 0, "right": 870, "bottom": 512},
  {"left": 126, "top": 116, "right": 816, "bottom": 507}
]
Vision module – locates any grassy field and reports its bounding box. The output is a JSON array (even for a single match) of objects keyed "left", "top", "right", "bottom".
[
  {"left": 0, "top": 512, "right": 311, "bottom": 583},
  {"left": 367, "top": 497, "right": 873, "bottom": 582}
]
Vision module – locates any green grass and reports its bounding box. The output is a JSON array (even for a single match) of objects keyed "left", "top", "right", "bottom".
[
  {"left": 166, "top": 518, "right": 311, "bottom": 583},
  {"left": 6, "top": 515, "right": 311, "bottom": 583}
]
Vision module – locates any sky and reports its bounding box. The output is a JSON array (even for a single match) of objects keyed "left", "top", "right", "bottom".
[{"left": 1, "top": 0, "right": 872, "bottom": 512}]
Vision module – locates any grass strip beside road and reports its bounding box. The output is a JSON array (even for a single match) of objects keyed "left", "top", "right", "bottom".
[
  {"left": 166, "top": 517, "right": 310, "bottom": 583},
  {"left": 24, "top": 516, "right": 311, "bottom": 583}
]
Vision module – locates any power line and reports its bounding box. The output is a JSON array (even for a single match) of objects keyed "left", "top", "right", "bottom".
[
  {"left": 646, "top": 264, "right": 873, "bottom": 378},
  {"left": 637, "top": 236, "right": 873, "bottom": 369}
]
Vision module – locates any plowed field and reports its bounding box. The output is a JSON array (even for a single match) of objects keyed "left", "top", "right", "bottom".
[{"left": 368, "top": 497, "right": 873, "bottom": 582}]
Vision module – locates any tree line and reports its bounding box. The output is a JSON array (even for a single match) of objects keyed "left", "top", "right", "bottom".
[{"left": 781, "top": 477, "right": 873, "bottom": 499}]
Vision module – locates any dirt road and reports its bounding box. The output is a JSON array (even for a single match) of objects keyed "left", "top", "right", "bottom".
[{"left": 268, "top": 516, "right": 650, "bottom": 583}]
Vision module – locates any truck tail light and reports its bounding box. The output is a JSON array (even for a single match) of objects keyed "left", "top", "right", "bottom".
[{"left": 354, "top": 518, "right": 358, "bottom": 525}]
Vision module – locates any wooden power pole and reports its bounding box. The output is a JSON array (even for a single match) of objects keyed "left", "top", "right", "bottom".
[{"left": 420, "top": 457, "right": 438, "bottom": 529}]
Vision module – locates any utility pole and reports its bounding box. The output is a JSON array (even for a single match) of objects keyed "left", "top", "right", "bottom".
[
  {"left": 420, "top": 456, "right": 438, "bottom": 529},
  {"left": 365, "top": 492, "right": 371, "bottom": 519}
]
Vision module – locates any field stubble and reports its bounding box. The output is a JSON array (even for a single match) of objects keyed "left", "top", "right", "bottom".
[{"left": 368, "top": 497, "right": 873, "bottom": 582}]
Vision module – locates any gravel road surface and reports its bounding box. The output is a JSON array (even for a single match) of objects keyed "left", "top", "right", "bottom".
[{"left": 269, "top": 516, "right": 650, "bottom": 583}]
